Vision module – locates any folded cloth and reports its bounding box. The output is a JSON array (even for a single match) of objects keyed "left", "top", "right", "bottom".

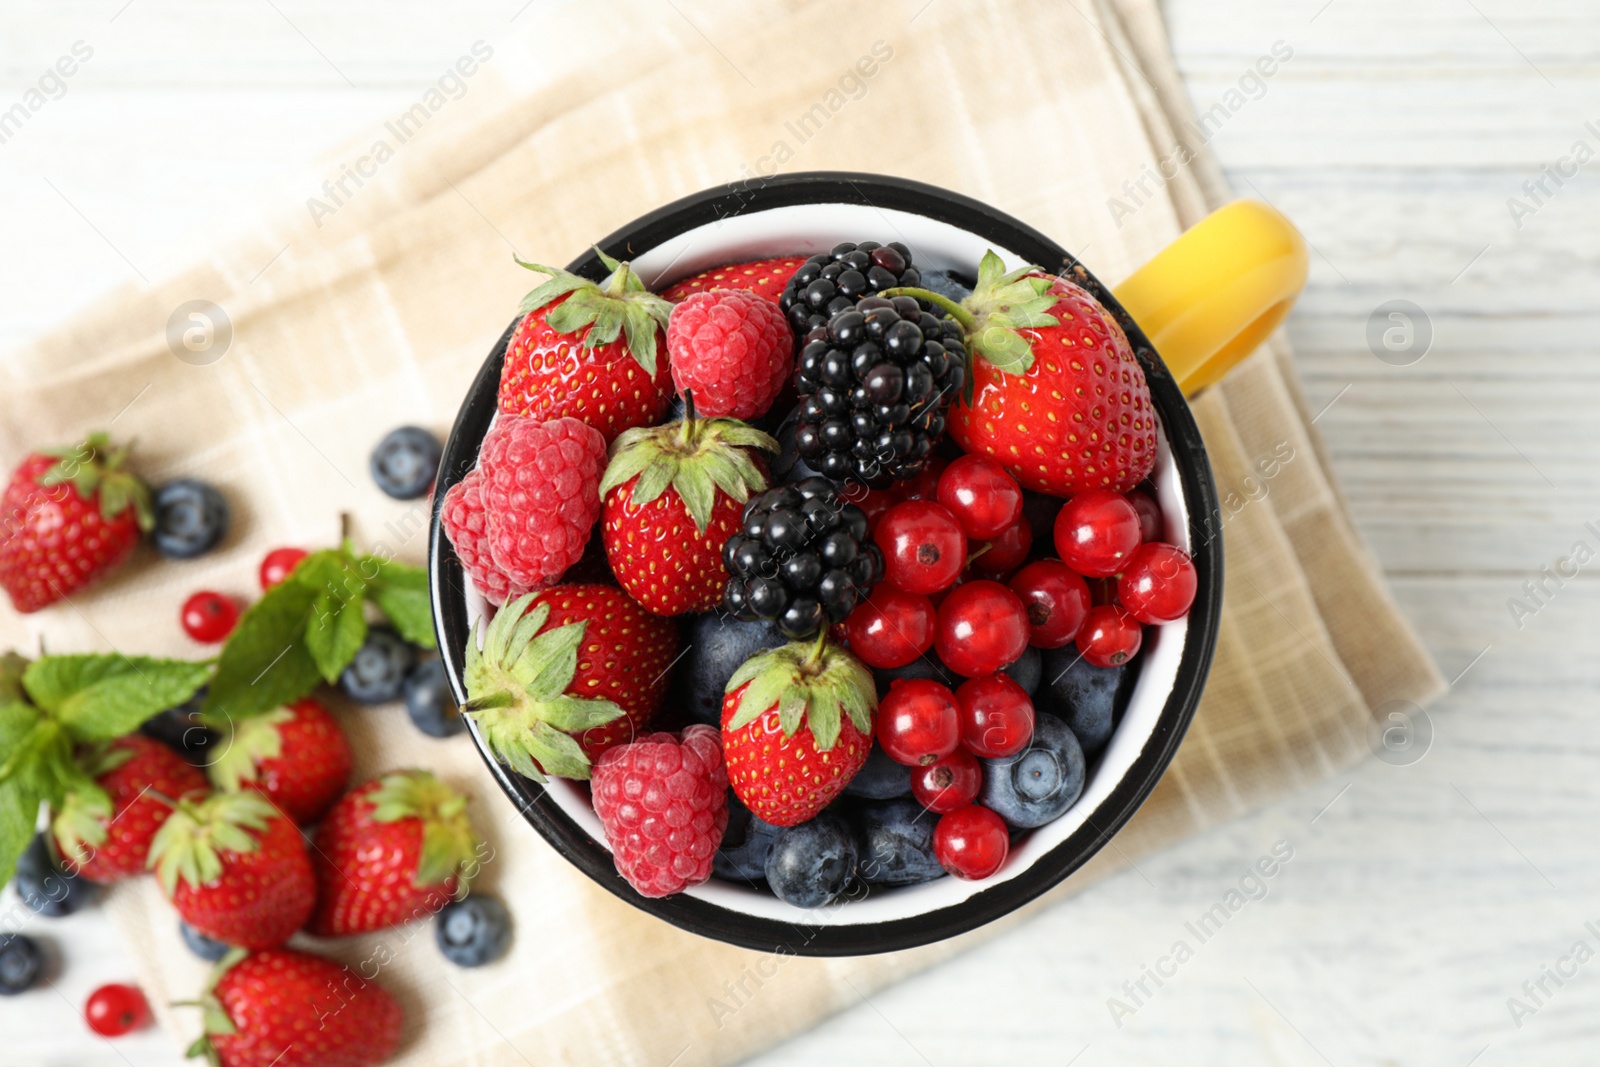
[{"left": 0, "top": 0, "right": 1443, "bottom": 1064}]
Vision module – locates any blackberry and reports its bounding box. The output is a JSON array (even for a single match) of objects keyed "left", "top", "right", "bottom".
[
  {"left": 779, "top": 240, "right": 922, "bottom": 339},
  {"left": 791, "top": 294, "right": 967, "bottom": 485},
  {"left": 722, "top": 477, "right": 883, "bottom": 639}
]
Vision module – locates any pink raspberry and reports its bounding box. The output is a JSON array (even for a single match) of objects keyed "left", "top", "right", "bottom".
[
  {"left": 440, "top": 470, "right": 528, "bottom": 605},
  {"left": 591, "top": 725, "right": 729, "bottom": 898},
  {"left": 479, "top": 415, "right": 606, "bottom": 590},
  {"left": 667, "top": 288, "right": 793, "bottom": 421}
]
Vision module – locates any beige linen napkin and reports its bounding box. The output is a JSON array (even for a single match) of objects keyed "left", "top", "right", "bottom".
[{"left": 0, "top": 1, "right": 1444, "bottom": 1064}]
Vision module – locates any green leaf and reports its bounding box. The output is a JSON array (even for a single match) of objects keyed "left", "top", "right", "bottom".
[
  {"left": 673, "top": 462, "right": 717, "bottom": 531},
  {"left": 972, "top": 325, "right": 1037, "bottom": 375},
  {"left": 730, "top": 667, "right": 795, "bottom": 733},
  {"left": 524, "top": 722, "right": 592, "bottom": 780},
  {"left": 367, "top": 558, "right": 437, "bottom": 649},
  {"left": 202, "top": 579, "right": 322, "bottom": 723},
  {"left": 0, "top": 778, "right": 42, "bottom": 892},
  {"left": 513, "top": 259, "right": 593, "bottom": 315},
  {"left": 630, "top": 456, "right": 677, "bottom": 508},
  {"left": 0, "top": 653, "right": 29, "bottom": 705},
  {"left": 975, "top": 250, "right": 1008, "bottom": 292},
  {"left": 537, "top": 695, "right": 624, "bottom": 733},
  {"left": 305, "top": 592, "right": 368, "bottom": 684},
  {"left": 22, "top": 655, "right": 209, "bottom": 742},
  {"left": 515, "top": 622, "right": 587, "bottom": 701}
]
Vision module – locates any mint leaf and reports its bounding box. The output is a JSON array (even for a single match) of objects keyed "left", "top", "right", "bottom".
[
  {"left": 305, "top": 592, "right": 368, "bottom": 684},
  {"left": 0, "top": 652, "right": 29, "bottom": 704},
  {"left": 203, "top": 579, "right": 322, "bottom": 722},
  {"left": 367, "top": 558, "right": 436, "bottom": 649},
  {"left": 0, "top": 779, "right": 42, "bottom": 892},
  {"left": 21, "top": 655, "right": 209, "bottom": 741}
]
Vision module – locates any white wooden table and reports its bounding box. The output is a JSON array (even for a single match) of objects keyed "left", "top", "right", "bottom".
[{"left": 2, "top": 1, "right": 1597, "bottom": 1064}]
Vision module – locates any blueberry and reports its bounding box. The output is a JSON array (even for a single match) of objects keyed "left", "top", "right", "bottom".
[
  {"left": 842, "top": 742, "right": 913, "bottom": 800},
  {"left": 855, "top": 798, "right": 946, "bottom": 887},
  {"left": 179, "top": 921, "right": 231, "bottom": 962},
  {"left": 138, "top": 687, "right": 214, "bottom": 765},
  {"left": 713, "top": 794, "right": 784, "bottom": 882},
  {"left": 1000, "top": 644, "right": 1041, "bottom": 696},
  {"left": 672, "top": 614, "right": 789, "bottom": 727},
  {"left": 765, "top": 812, "right": 858, "bottom": 909},
  {"left": 151, "top": 480, "right": 229, "bottom": 559},
  {"left": 339, "top": 627, "right": 415, "bottom": 704},
  {"left": 980, "top": 713, "right": 1086, "bottom": 829},
  {"left": 13, "top": 833, "right": 96, "bottom": 918},
  {"left": 873, "top": 652, "right": 958, "bottom": 691},
  {"left": 370, "top": 426, "right": 443, "bottom": 500},
  {"left": 435, "top": 895, "right": 512, "bottom": 967},
  {"left": 0, "top": 934, "right": 43, "bottom": 995},
  {"left": 404, "top": 659, "right": 463, "bottom": 738},
  {"left": 917, "top": 268, "right": 975, "bottom": 305},
  {"left": 1020, "top": 491, "right": 1066, "bottom": 563},
  {"left": 1037, "top": 650, "right": 1134, "bottom": 756}
]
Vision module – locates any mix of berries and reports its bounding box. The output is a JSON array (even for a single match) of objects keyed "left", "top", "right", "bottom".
[{"left": 434, "top": 241, "right": 1200, "bottom": 908}]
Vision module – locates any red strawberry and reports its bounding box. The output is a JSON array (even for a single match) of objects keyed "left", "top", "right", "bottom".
[
  {"left": 464, "top": 584, "right": 679, "bottom": 778},
  {"left": 307, "top": 770, "right": 481, "bottom": 936},
  {"left": 207, "top": 699, "right": 351, "bottom": 825},
  {"left": 186, "top": 948, "right": 403, "bottom": 1067},
  {"left": 498, "top": 252, "right": 675, "bottom": 443},
  {"left": 600, "top": 402, "right": 776, "bottom": 615},
  {"left": 721, "top": 637, "right": 876, "bottom": 827},
  {"left": 51, "top": 734, "right": 207, "bottom": 883},
  {"left": 937, "top": 253, "right": 1157, "bottom": 495},
  {"left": 0, "top": 432, "right": 152, "bottom": 613},
  {"left": 660, "top": 256, "right": 806, "bottom": 304},
  {"left": 148, "top": 792, "right": 315, "bottom": 950}
]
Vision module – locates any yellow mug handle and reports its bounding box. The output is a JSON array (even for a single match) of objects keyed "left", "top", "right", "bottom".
[{"left": 1111, "top": 200, "right": 1308, "bottom": 395}]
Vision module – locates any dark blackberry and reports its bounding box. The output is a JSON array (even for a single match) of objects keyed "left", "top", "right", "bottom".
[
  {"left": 779, "top": 241, "right": 922, "bottom": 339},
  {"left": 790, "top": 294, "right": 967, "bottom": 486},
  {"left": 722, "top": 477, "right": 883, "bottom": 638}
]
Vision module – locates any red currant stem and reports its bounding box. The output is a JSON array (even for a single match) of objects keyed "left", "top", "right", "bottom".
[
  {"left": 880, "top": 287, "right": 977, "bottom": 331},
  {"left": 966, "top": 542, "right": 993, "bottom": 565},
  {"left": 146, "top": 788, "right": 178, "bottom": 810},
  {"left": 339, "top": 510, "right": 352, "bottom": 549}
]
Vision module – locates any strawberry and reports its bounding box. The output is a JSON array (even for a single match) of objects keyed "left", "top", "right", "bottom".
[
  {"left": 910, "top": 252, "right": 1157, "bottom": 495},
  {"left": 660, "top": 256, "right": 806, "bottom": 304},
  {"left": 720, "top": 636, "right": 876, "bottom": 827},
  {"left": 464, "top": 584, "right": 679, "bottom": 778},
  {"left": 307, "top": 770, "right": 481, "bottom": 936},
  {"left": 600, "top": 399, "right": 777, "bottom": 615},
  {"left": 186, "top": 947, "right": 403, "bottom": 1067},
  {"left": 51, "top": 734, "right": 207, "bottom": 883},
  {"left": 498, "top": 251, "right": 675, "bottom": 443},
  {"left": 148, "top": 792, "right": 315, "bottom": 950},
  {"left": 206, "top": 699, "right": 351, "bottom": 826},
  {"left": 0, "top": 431, "right": 152, "bottom": 613}
]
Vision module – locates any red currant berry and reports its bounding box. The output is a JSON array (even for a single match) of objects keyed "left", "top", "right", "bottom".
[
  {"left": 955, "top": 672, "right": 1036, "bottom": 758},
  {"left": 936, "top": 455, "right": 1023, "bottom": 540},
  {"left": 875, "top": 500, "right": 967, "bottom": 595},
  {"left": 1117, "top": 542, "right": 1197, "bottom": 624},
  {"left": 1127, "top": 488, "right": 1164, "bottom": 543},
  {"left": 843, "top": 586, "right": 936, "bottom": 668},
  {"left": 968, "top": 519, "right": 1033, "bottom": 580},
  {"left": 85, "top": 983, "right": 149, "bottom": 1037},
  {"left": 1076, "top": 604, "right": 1143, "bottom": 667},
  {"left": 878, "top": 678, "right": 961, "bottom": 766},
  {"left": 180, "top": 591, "right": 239, "bottom": 644},
  {"left": 1053, "top": 490, "right": 1141, "bottom": 578},
  {"left": 912, "top": 747, "right": 982, "bottom": 813},
  {"left": 933, "top": 804, "right": 1010, "bottom": 880},
  {"left": 1008, "top": 560, "right": 1091, "bottom": 648},
  {"left": 857, "top": 487, "right": 898, "bottom": 532},
  {"left": 896, "top": 457, "right": 948, "bottom": 502},
  {"left": 259, "top": 547, "right": 307, "bottom": 590},
  {"left": 935, "top": 580, "right": 1030, "bottom": 678}
]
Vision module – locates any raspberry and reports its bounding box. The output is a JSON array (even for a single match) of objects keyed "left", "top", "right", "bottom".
[
  {"left": 667, "top": 289, "right": 793, "bottom": 421},
  {"left": 440, "top": 470, "right": 527, "bottom": 606},
  {"left": 479, "top": 416, "right": 606, "bottom": 590},
  {"left": 591, "top": 726, "right": 729, "bottom": 897}
]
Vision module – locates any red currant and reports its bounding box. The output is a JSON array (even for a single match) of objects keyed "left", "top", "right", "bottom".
[
  {"left": 1053, "top": 490, "right": 1141, "bottom": 578},
  {"left": 85, "top": 983, "right": 149, "bottom": 1037},
  {"left": 936, "top": 455, "right": 1023, "bottom": 540},
  {"left": 912, "top": 747, "right": 982, "bottom": 813},
  {"left": 1127, "top": 488, "right": 1164, "bottom": 543},
  {"left": 180, "top": 591, "right": 239, "bottom": 643},
  {"left": 933, "top": 804, "right": 1009, "bottom": 879},
  {"left": 1076, "top": 604, "right": 1143, "bottom": 667},
  {"left": 878, "top": 678, "right": 961, "bottom": 766},
  {"left": 968, "top": 519, "right": 1032, "bottom": 580},
  {"left": 875, "top": 500, "right": 967, "bottom": 595},
  {"left": 895, "top": 457, "right": 948, "bottom": 502},
  {"left": 843, "top": 586, "right": 936, "bottom": 668},
  {"left": 259, "top": 546, "right": 307, "bottom": 590},
  {"left": 857, "top": 487, "right": 897, "bottom": 533},
  {"left": 934, "top": 580, "right": 1029, "bottom": 678},
  {"left": 1008, "top": 560, "right": 1091, "bottom": 648},
  {"left": 1118, "top": 542, "right": 1197, "bottom": 624},
  {"left": 956, "top": 672, "right": 1036, "bottom": 758}
]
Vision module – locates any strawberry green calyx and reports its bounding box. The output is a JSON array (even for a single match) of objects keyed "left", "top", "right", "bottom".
[
  {"left": 514, "top": 248, "right": 674, "bottom": 376},
  {"left": 180, "top": 946, "right": 247, "bottom": 1064},
  {"left": 725, "top": 633, "right": 876, "bottom": 752},
  {"left": 368, "top": 769, "right": 481, "bottom": 890},
  {"left": 48, "top": 740, "right": 136, "bottom": 867},
  {"left": 204, "top": 707, "right": 293, "bottom": 793},
  {"left": 36, "top": 431, "right": 154, "bottom": 531},
  {"left": 885, "top": 249, "right": 1060, "bottom": 380},
  {"left": 148, "top": 792, "right": 276, "bottom": 897},
  {"left": 599, "top": 392, "right": 778, "bottom": 532},
  {"left": 462, "top": 594, "right": 625, "bottom": 782}
]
